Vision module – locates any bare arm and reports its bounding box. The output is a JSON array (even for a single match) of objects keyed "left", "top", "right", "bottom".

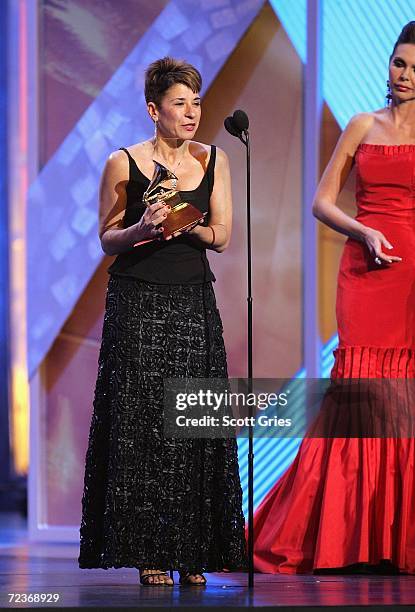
[
  {"left": 313, "top": 113, "right": 401, "bottom": 264},
  {"left": 184, "top": 147, "right": 232, "bottom": 253},
  {"left": 98, "top": 150, "right": 168, "bottom": 256}
]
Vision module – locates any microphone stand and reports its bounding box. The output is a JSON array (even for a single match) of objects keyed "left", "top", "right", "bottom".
[
  {"left": 246, "top": 130, "right": 254, "bottom": 590},
  {"left": 237, "top": 128, "right": 254, "bottom": 589},
  {"left": 225, "top": 113, "right": 254, "bottom": 589}
]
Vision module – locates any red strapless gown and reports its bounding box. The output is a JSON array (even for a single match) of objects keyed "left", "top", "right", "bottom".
[{"left": 253, "top": 144, "right": 415, "bottom": 574}]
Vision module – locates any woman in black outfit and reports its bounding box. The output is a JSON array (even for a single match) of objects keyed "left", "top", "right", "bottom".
[{"left": 78, "top": 57, "right": 247, "bottom": 586}]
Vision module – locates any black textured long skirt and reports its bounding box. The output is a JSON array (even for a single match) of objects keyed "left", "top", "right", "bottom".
[{"left": 78, "top": 276, "right": 247, "bottom": 573}]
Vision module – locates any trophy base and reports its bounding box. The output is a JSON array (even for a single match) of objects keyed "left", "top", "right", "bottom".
[
  {"left": 162, "top": 202, "right": 205, "bottom": 239},
  {"left": 133, "top": 201, "right": 205, "bottom": 247}
]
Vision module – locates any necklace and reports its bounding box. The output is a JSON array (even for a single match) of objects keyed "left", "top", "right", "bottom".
[
  {"left": 152, "top": 140, "right": 186, "bottom": 190},
  {"left": 167, "top": 156, "right": 182, "bottom": 190}
]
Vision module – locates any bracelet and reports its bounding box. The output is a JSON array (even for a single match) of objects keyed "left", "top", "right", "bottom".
[{"left": 209, "top": 225, "right": 216, "bottom": 247}]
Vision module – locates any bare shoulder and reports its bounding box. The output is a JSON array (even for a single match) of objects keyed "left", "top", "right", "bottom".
[
  {"left": 344, "top": 112, "right": 374, "bottom": 138},
  {"left": 100, "top": 149, "right": 129, "bottom": 180},
  {"left": 187, "top": 140, "right": 217, "bottom": 172},
  {"left": 214, "top": 145, "right": 229, "bottom": 166},
  {"left": 122, "top": 139, "right": 152, "bottom": 161},
  {"left": 369, "top": 107, "right": 393, "bottom": 130},
  {"left": 190, "top": 140, "right": 210, "bottom": 153},
  {"left": 372, "top": 107, "right": 389, "bottom": 118},
  {"left": 104, "top": 140, "right": 152, "bottom": 179},
  {"left": 189, "top": 140, "right": 211, "bottom": 161},
  {"left": 215, "top": 148, "right": 230, "bottom": 181},
  {"left": 333, "top": 112, "right": 375, "bottom": 156},
  {"left": 192, "top": 141, "right": 229, "bottom": 166},
  {"left": 106, "top": 148, "right": 128, "bottom": 167}
]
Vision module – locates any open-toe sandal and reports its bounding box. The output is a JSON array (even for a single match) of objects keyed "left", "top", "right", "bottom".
[
  {"left": 179, "top": 572, "right": 207, "bottom": 586},
  {"left": 140, "top": 571, "right": 174, "bottom": 586}
]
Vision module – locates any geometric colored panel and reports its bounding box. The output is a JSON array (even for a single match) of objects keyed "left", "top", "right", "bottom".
[
  {"left": 27, "top": 0, "right": 264, "bottom": 377},
  {"left": 271, "top": 0, "right": 415, "bottom": 127},
  {"left": 322, "top": 0, "right": 415, "bottom": 128},
  {"left": 269, "top": 0, "right": 306, "bottom": 62},
  {"left": 39, "top": 0, "right": 169, "bottom": 165}
]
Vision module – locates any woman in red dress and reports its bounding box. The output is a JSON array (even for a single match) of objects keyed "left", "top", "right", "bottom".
[{"left": 253, "top": 21, "right": 415, "bottom": 574}]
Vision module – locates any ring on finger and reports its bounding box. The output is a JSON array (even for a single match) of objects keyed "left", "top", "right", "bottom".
[{"left": 374, "top": 256, "right": 382, "bottom": 265}]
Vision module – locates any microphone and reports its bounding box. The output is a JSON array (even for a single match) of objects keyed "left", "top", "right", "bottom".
[
  {"left": 224, "top": 109, "right": 249, "bottom": 140},
  {"left": 224, "top": 116, "right": 240, "bottom": 137},
  {"left": 232, "top": 109, "right": 249, "bottom": 132}
]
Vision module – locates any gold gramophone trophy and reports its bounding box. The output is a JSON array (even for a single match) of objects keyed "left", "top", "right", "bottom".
[{"left": 134, "top": 162, "right": 205, "bottom": 246}]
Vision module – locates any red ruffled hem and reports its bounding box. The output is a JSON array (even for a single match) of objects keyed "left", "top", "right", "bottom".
[
  {"left": 252, "top": 346, "right": 415, "bottom": 574},
  {"left": 331, "top": 346, "right": 415, "bottom": 378}
]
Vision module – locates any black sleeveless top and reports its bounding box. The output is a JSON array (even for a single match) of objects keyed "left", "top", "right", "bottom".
[{"left": 108, "top": 145, "right": 216, "bottom": 284}]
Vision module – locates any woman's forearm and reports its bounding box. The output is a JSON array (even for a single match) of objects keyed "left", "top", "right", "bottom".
[
  {"left": 312, "top": 199, "right": 369, "bottom": 241},
  {"left": 101, "top": 224, "right": 141, "bottom": 256},
  {"left": 188, "top": 223, "right": 229, "bottom": 252}
]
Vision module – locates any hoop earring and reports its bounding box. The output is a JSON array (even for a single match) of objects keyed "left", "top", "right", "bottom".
[{"left": 385, "top": 79, "right": 392, "bottom": 106}]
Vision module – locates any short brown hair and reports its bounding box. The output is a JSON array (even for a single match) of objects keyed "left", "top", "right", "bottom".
[{"left": 144, "top": 57, "right": 202, "bottom": 107}]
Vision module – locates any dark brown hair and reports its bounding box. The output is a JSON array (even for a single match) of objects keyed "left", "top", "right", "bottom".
[
  {"left": 391, "top": 21, "right": 415, "bottom": 58},
  {"left": 144, "top": 57, "right": 202, "bottom": 107}
]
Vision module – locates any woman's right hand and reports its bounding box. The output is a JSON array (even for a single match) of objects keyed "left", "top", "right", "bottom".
[
  {"left": 134, "top": 201, "right": 170, "bottom": 242},
  {"left": 361, "top": 227, "right": 402, "bottom": 264}
]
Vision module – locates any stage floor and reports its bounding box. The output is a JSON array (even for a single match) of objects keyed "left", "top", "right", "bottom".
[{"left": 1, "top": 513, "right": 415, "bottom": 610}]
